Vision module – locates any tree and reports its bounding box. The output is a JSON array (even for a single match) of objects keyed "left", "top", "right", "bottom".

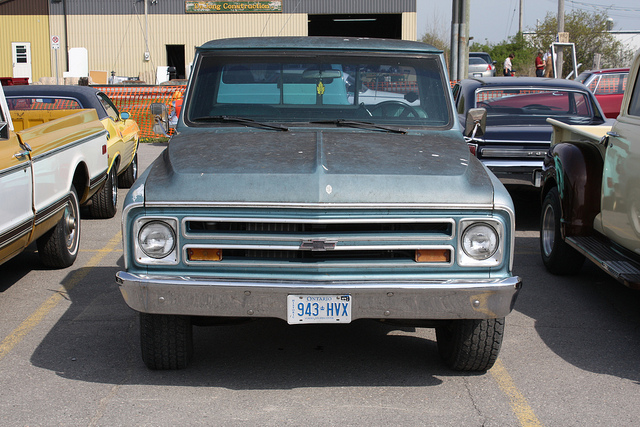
[
  {"left": 530, "top": 10, "right": 634, "bottom": 76},
  {"left": 420, "top": 17, "right": 451, "bottom": 65}
]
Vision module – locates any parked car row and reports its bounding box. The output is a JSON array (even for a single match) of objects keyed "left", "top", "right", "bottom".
[
  {"left": 459, "top": 50, "right": 640, "bottom": 291},
  {"left": 0, "top": 84, "right": 140, "bottom": 269}
]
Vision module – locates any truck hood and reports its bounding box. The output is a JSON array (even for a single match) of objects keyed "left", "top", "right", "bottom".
[{"left": 143, "top": 129, "right": 495, "bottom": 205}]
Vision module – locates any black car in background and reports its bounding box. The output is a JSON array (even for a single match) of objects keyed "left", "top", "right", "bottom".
[{"left": 452, "top": 77, "right": 607, "bottom": 188}]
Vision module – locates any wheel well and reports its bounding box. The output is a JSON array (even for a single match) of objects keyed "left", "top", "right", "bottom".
[
  {"left": 549, "top": 141, "right": 604, "bottom": 236},
  {"left": 72, "top": 163, "right": 89, "bottom": 202}
]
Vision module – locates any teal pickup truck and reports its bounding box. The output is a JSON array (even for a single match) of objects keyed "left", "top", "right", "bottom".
[{"left": 117, "top": 37, "right": 521, "bottom": 371}]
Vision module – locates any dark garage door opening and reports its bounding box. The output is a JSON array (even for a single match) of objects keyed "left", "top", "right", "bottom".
[
  {"left": 308, "top": 14, "right": 402, "bottom": 39},
  {"left": 166, "top": 45, "right": 186, "bottom": 80}
]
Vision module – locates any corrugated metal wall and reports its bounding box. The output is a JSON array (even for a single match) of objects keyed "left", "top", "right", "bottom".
[
  {"left": 289, "top": 0, "right": 415, "bottom": 14},
  {"left": 48, "top": 0, "right": 415, "bottom": 15},
  {"left": 64, "top": 13, "right": 307, "bottom": 82},
  {"left": 0, "top": 0, "right": 51, "bottom": 81},
  {"left": 4, "top": 0, "right": 416, "bottom": 83}
]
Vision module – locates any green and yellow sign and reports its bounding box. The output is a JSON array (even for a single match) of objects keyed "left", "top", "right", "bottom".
[{"left": 185, "top": 1, "right": 282, "bottom": 13}]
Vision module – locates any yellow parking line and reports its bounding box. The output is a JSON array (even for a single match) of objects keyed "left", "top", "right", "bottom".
[
  {"left": 0, "top": 231, "right": 121, "bottom": 362},
  {"left": 491, "top": 358, "right": 544, "bottom": 426}
]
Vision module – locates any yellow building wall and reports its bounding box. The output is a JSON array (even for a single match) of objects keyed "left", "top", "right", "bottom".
[
  {"left": 0, "top": 14, "right": 51, "bottom": 81},
  {"left": 402, "top": 12, "right": 417, "bottom": 41},
  {"left": 64, "top": 13, "right": 307, "bottom": 83}
]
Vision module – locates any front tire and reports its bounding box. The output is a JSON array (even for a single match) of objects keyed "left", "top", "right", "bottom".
[
  {"left": 118, "top": 153, "right": 138, "bottom": 188},
  {"left": 540, "top": 187, "right": 584, "bottom": 274},
  {"left": 37, "top": 186, "right": 80, "bottom": 268},
  {"left": 436, "top": 318, "right": 504, "bottom": 371},
  {"left": 89, "top": 167, "right": 117, "bottom": 219},
  {"left": 140, "top": 313, "right": 193, "bottom": 370}
]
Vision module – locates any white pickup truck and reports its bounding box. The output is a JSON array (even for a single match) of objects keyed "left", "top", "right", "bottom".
[
  {"left": 0, "top": 85, "right": 108, "bottom": 268},
  {"left": 540, "top": 49, "right": 640, "bottom": 289}
]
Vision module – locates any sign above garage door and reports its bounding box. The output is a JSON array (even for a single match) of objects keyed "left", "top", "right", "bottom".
[{"left": 185, "top": 1, "right": 282, "bottom": 13}]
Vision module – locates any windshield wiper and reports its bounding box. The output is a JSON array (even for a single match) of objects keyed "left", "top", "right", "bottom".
[
  {"left": 311, "top": 119, "right": 407, "bottom": 134},
  {"left": 192, "top": 115, "right": 288, "bottom": 131}
]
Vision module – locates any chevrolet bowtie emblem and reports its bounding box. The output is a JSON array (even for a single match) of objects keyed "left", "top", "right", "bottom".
[{"left": 300, "top": 239, "right": 337, "bottom": 251}]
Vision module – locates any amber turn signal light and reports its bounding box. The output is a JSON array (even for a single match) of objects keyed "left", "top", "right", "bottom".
[
  {"left": 187, "top": 248, "right": 222, "bottom": 261},
  {"left": 415, "top": 249, "right": 450, "bottom": 263}
]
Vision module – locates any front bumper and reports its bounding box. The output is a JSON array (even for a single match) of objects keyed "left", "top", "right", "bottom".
[{"left": 116, "top": 272, "right": 521, "bottom": 320}]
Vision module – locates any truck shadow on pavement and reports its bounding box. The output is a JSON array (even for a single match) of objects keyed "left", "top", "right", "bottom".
[
  {"left": 27, "top": 262, "right": 461, "bottom": 388},
  {"left": 510, "top": 188, "right": 640, "bottom": 385},
  {"left": 0, "top": 244, "right": 48, "bottom": 293}
]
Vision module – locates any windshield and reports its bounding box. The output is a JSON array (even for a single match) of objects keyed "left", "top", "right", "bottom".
[
  {"left": 475, "top": 88, "right": 602, "bottom": 125},
  {"left": 186, "top": 52, "right": 452, "bottom": 128}
]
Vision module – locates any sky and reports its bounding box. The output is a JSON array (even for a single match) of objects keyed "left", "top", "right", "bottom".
[{"left": 416, "top": 0, "right": 640, "bottom": 45}]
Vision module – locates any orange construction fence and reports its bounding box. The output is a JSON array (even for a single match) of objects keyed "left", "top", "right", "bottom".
[
  {"left": 94, "top": 85, "right": 185, "bottom": 138},
  {"left": 95, "top": 82, "right": 459, "bottom": 138}
]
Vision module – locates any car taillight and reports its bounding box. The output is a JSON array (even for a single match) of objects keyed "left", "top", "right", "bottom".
[{"left": 486, "top": 64, "right": 492, "bottom": 72}]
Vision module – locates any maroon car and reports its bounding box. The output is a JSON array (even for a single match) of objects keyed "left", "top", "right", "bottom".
[{"left": 576, "top": 68, "right": 629, "bottom": 119}]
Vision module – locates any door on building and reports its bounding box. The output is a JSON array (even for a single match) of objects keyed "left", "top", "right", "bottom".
[
  {"left": 166, "top": 45, "right": 186, "bottom": 80},
  {"left": 12, "top": 42, "right": 32, "bottom": 82},
  {"left": 308, "top": 14, "right": 402, "bottom": 39}
]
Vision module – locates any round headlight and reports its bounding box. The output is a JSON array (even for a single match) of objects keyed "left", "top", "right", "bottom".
[
  {"left": 462, "top": 223, "right": 499, "bottom": 260},
  {"left": 138, "top": 221, "right": 176, "bottom": 259}
]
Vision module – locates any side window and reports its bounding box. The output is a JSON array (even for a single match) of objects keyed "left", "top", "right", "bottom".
[
  {"left": 586, "top": 75, "right": 599, "bottom": 92},
  {"left": 628, "top": 70, "right": 640, "bottom": 117},
  {"left": 97, "top": 93, "right": 119, "bottom": 120},
  {"left": 595, "top": 74, "right": 622, "bottom": 95}
]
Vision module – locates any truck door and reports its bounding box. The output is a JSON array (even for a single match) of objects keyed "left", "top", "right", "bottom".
[
  {"left": 600, "top": 65, "right": 640, "bottom": 254},
  {"left": 0, "top": 103, "right": 34, "bottom": 263}
]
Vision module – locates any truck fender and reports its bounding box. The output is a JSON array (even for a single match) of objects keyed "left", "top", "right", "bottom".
[{"left": 544, "top": 141, "right": 604, "bottom": 236}]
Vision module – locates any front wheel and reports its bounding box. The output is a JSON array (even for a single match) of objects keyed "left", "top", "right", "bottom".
[
  {"left": 436, "top": 318, "right": 504, "bottom": 371},
  {"left": 140, "top": 313, "right": 193, "bottom": 370},
  {"left": 37, "top": 186, "right": 80, "bottom": 268},
  {"left": 89, "top": 167, "right": 117, "bottom": 219},
  {"left": 540, "top": 187, "right": 584, "bottom": 274}
]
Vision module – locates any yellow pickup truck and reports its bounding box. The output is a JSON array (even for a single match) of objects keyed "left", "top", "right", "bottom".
[{"left": 0, "top": 86, "right": 108, "bottom": 268}]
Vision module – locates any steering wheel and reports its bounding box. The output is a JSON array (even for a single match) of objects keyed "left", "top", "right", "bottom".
[{"left": 368, "top": 101, "right": 420, "bottom": 118}]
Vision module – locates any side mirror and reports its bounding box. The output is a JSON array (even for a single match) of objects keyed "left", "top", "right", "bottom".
[
  {"left": 465, "top": 108, "right": 487, "bottom": 139},
  {"left": 150, "top": 103, "right": 169, "bottom": 136},
  {"left": 120, "top": 112, "right": 130, "bottom": 121}
]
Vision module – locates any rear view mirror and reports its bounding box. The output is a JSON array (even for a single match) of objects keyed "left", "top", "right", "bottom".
[
  {"left": 465, "top": 108, "right": 487, "bottom": 138},
  {"left": 302, "top": 69, "right": 342, "bottom": 81},
  {"left": 150, "top": 103, "right": 169, "bottom": 136}
]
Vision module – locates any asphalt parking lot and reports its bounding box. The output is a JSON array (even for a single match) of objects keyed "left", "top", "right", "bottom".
[{"left": 1, "top": 142, "right": 639, "bottom": 426}]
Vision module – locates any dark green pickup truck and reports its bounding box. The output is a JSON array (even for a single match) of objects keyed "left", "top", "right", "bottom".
[{"left": 116, "top": 37, "right": 521, "bottom": 372}]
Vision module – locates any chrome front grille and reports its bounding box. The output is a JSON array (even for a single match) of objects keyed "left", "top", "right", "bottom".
[{"left": 180, "top": 217, "right": 456, "bottom": 267}]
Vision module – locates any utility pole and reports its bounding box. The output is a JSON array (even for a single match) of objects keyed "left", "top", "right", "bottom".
[
  {"left": 556, "top": 0, "right": 564, "bottom": 77},
  {"left": 450, "top": 0, "right": 460, "bottom": 81},
  {"left": 519, "top": 0, "right": 523, "bottom": 34},
  {"left": 457, "top": 0, "right": 469, "bottom": 81}
]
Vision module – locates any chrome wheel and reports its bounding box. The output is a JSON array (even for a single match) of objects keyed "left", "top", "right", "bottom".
[{"left": 541, "top": 202, "right": 555, "bottom": 257}]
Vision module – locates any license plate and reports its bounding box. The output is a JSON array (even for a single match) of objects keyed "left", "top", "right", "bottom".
[
  {"left": 473, "top": 73, "right": 482, "bottom": 77},
  {"left": 287, "top": 294, "right": 352, "bottom": 324}
]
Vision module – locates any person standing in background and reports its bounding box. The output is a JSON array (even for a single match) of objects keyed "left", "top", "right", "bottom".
[
  {"left": 503, "top": 54, "right": 514, "bottom": 76},
  {"left": 544, "top": 48, "right": 554, "bottom": 77},
  {"left": 535, "top": 50, "right": 545, "bottom": 77}
]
